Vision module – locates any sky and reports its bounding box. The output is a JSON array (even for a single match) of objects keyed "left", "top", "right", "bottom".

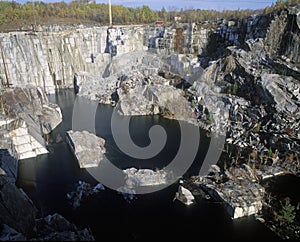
[
  {"left": 100, "top": 0, "right": 278, "bottom": 11},
  {"left": 16, "top": 0, "right": 279, "bottom": 11}
]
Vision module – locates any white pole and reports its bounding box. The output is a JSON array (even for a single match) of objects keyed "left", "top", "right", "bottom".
[{"left": 108, "top": 0, "right": 112, "bottom": 27}]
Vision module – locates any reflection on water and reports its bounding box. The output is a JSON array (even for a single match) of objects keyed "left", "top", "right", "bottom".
[{"left": 16, "top": 89, "right": 279, "bottom": 240}]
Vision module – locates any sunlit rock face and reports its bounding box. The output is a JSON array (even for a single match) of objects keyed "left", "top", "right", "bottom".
[
  {"left": 66, "top": 130, "right": 106, "bottom": 168},
  {"left": 0, "top": 26, "right": 145, "bottom": 94},
  {"left": 116, "top": 83, "right": 194, "bottom": 121},
  {"left": 0, "top": 23, "right": 209, "bottom": 94},
  {"left": 0, "top": 86, "right": 62, "bottom": 160}
]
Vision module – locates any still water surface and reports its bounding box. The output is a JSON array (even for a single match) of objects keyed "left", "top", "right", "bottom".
[{"left": 16, "top": 89, "right": 280, "bottom": 240}]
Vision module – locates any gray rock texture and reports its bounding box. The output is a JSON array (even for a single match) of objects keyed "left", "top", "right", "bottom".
[
  {"left": 0, "top": 86, "right": 62, "bottom": 160},
  {"left": 0, "top": 176, "right": 36, "bottom": 236},
  {"left": 66, "top": 130, "right": 106, "bottom": 168}
]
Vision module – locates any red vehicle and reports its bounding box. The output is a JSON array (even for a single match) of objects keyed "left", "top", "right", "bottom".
[{"left": 155, "top": 21, "right": 164, "bottom": 25}]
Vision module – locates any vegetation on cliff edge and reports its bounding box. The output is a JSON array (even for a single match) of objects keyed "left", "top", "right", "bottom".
[{"left": 0, "top": 0, "right": 299, "bottom": 32}]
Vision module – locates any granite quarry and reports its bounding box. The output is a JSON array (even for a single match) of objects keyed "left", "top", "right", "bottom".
[{"left": 0, "top": 3, "right": 299, "bottom": 240}]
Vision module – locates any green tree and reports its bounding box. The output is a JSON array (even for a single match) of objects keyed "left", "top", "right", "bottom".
[
  {"left": 277, "top": 199, "right": 296, "bottom": 225},
  {"left": 160, "top": 7, "right": 167, "bottom": 21},
  {"left": 232, "top": 81, "right": 238, "bottom": 95}
]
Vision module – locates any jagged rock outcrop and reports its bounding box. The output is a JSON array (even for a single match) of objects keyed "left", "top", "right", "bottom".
[
  {"left": 189, "top": 23, "right": 299, "bottom": 157},
  {"left": 76, "top": 50, "right": 196, "bottom": 121},
  {"left": 75, "top": 71, "right": 118, "bottom": 105},
  {"left": 0, "top": 86, "right": 62, "bottom": 160},
  {"left": 181, "top": 28, "right": 300, "bottom": 227},
  {"left": 259, "top": 73, "right": 299, "bottom": 115},
  {"left": 117, "top": 83, "right": 194, "bottom": 121},
  {"left": 2, "top": 86, "right": 62, "bottom": 135},
  {"left": 0, "top": 175, "right": 37, "bottom": 236},
  {"left": 75, "top": 51, "right": 168, "bottom": 103},
  {"left": 74, "top": 7, "right": 299, "bottom": 162},
  {"left": 66, "top": 130, "right": 106, "bottom": 168},
  {"left": 264, "top": 5, "right": 300, "bottom": 64},
  {"left": 207, "top": 5, "right": 299, "bottom": 65},
  {"left": 1, "top": 213, "right": 95, "bottom": 241}
]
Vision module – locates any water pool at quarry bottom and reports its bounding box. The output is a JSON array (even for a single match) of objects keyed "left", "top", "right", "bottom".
[{"left": 16, "top": 89, "right": 280, "bottom": 240}]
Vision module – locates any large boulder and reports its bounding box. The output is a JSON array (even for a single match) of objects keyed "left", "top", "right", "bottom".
[
  {"left": 175, "top": 185, "right": 195, "bottom": 206},
  {"left": 123, "top": 168, "right": 169, "bottom": 188},
  {"left": 66, "top": 130, "right": 106, "bottom": 168}
]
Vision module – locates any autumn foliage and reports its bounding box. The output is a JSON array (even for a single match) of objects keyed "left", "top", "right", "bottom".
[{"left": 0, "top": 0, "right": 299, "bottom": 31}]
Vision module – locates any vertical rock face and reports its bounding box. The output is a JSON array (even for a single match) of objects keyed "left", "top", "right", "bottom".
[
  {"left": 0, "top": 28, "right": 110, "bottom": 93},
  {"left": 0, "top": 24, "right": 209, "bottom": 94},
  {"left": 209, "top": 6, "right": 299, "bottom": 65},
  {"left": 146, "top": 22, "right": 211, "bottom": 56},
  {"left": 264, "top": 6, "right": 300, "bottom": 64},
  {"left": 0, "top": 26, "right": 146, "bottom": 94}
]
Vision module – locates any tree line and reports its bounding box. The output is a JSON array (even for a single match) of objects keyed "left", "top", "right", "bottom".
[{"left": 0, "top": 0, "right": 299, "bottom": 28}]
